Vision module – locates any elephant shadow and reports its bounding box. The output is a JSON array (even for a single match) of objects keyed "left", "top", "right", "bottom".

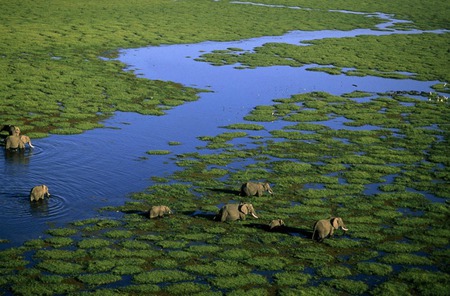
[
  {"left": 207, "top": 188, "right": 241, "bottom": 196},
  {"left": 120, "top": 209, "right": 149, "bottom": 218},
  {"left": 184, "top": 210, "right": 217, "bottom": 221},
  {"left": 245, "top": 223, "right": 312, "bottom": 238}
]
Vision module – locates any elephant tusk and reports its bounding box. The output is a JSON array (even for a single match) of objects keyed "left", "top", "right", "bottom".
[
  {"left": 251, "top": 213, "right": 258, "bottom": 219},
  {"left": 342, "top": 227, "right": 348, "bottom": 231}
]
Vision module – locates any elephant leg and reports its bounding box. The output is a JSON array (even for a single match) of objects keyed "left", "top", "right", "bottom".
[{"left": 221, "top": 211, "right": 228, "bottom": 222}]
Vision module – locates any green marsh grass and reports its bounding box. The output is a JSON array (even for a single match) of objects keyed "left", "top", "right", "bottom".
[
  {"left": 210, "top": 273, "right": 268, "bottom": 290},
  {"left": 77, "top": 273, "right": 122, "bottom": 286}
]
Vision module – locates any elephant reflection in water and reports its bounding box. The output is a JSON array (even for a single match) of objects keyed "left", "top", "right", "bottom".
[{"left": 312, "top": 217, "right": 348, "bottom": 242}]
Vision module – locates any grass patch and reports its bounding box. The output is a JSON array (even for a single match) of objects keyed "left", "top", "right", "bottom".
[
  {"left": 146, "top": 150, "right": 171, "bottom": 155},
  {"left": 210, "top": 273, "right": 268, "bottom": 289},
  {"left": 77, "top": 274, "right": 123, "bottom": 286},
  {"left": 133, "top": 270, "right": 194, "bottom": 284}
]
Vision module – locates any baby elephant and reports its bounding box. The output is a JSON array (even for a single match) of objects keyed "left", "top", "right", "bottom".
[
  {"left": 20, "top": 135, "right": 34, "bottom": 148},
  {"left": 149, "top": 205, "right": 172, "bottom": 219},
  {"left": 269, "top": 219, "right": 285, "bottom": 230},
  {"left": 312, "top": 217, "right": 348, "bottom": 242},
  {"left": 240, "top": 182, "right": 273, "bottom": 197},
  {"left": 30, "top": 185, "right": 50, "bottom": 202}
]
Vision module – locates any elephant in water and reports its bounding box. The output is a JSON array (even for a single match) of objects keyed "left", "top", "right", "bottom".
[
  {"left": 215, "top": 202, "right": 258, "bottom": 222},
  {"left": 2, "top": 125, "right": 33, "bottom": 149},
  {"left": 312, "top": 217, "right": 348, "bottom": 242},
  {"left": 20, "top": 135, "right": 34, "bottom": 148},
  {"left": 149, "top": 205, "right": 172, "bottom": 219},
  {"left": 1, "top": 125, "right": 16, "bottom": 136},
  {"left": 269, "top": 219, "right": 285, "bottom": 230},
  {"left": 240, "top": 182, "right": 273, "bottom": 197},
  {"left": 30, "top": 185, "right": 50, "bottom": 202}
]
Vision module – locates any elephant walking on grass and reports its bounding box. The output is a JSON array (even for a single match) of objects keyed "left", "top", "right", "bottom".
[
  {"left": 149, "top": 205, "right": 172, "bottom": 219},
  {"left": 269, "top": 219, "right": 285, "bottom": 229},
  {"left": 215, "top": 202, "right": 258, "bottom": 222},
  {"left": 30, "top": 185, "right": 50, "bottom": 202},
  {"left": 312, "top": 217, "right": 348, "bottom": 242},
  {"left": 240, "top": 182, "right": 273, "bottom": 197}
]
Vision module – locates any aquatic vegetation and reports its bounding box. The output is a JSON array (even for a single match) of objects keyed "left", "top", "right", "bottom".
[
  {"left": 35, "top": 249, "right": 86, "bottom": 260},
  {"left": 274, "top": 271, "right": 311, "bottom": 286},
  {"left": 326, "top": 279, "right": 369, "bottom": 294},
  {"left": 46, "top": 228, "right": 78, "bottom": 237},
  {"left": 37, "top": 260, "right": 83, "bottom": 275},
  {"left": 86, "top": 260, "right": 116, "bottom": 273},
  {"left": 356, "top": 262, "right": 393, "bottom": 276},
  {"left": 44, "top": 237, "right": 73, "bottom": 247},
  {"left": 133, "top": 270, "right": 194, "bottom": 284},
  {"left": 164, "top": 282, "right": 212, "bottom": 295},
  {"left": 146, "top": 149, "right": 171, "bottom": 155},
  {"left": 223, "top": 123, "right": 265, "bottom": 130},
  {"left": 77, "top": 273, "right": 122, "bottom": 286},
  {"left": 78, "top": 238, "right": 112, "bottom": 249},
  {"left": 104, "top": 230, "right": 133, "bottom": 239},
  {"left": 210, "top": 273, "right": 268, "bottom": 289},
  {"left": 318, "top": 265, "right": 352, "bottom": 278},
  {"left": 199, "top": 34, "right": 449, "bottom": 83}
]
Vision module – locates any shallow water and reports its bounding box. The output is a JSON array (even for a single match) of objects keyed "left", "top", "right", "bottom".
[{"left": 0, "top": 11, "right": 444, "bottom": 249}]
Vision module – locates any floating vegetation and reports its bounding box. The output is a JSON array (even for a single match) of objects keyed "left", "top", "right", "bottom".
[{"left": 146, "top": 149, "right": 171, "bottom": 155}]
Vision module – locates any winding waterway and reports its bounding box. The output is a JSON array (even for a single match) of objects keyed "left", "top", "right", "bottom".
[{"left": 0, "top": 9, "right": 445, "bottom": 248}]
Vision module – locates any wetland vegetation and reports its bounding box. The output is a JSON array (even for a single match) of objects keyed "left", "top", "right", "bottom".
[{"left": 1, "top": 0, "right": 449, "bottom": 295}]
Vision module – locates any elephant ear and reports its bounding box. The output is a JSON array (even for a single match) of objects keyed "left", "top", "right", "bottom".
[
  {"left": 240, "top": 204, "right": 249, "bottom": 214},
  {"left": 331, "top": 217, "right": 339, "bottom": 229}
]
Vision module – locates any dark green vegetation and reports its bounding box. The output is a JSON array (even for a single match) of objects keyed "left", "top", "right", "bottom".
[
  {"left": 0, "top": 0, "right": 385, "bottom": 138},
  {"left": 1, "top": 92, "right": 449, "bottom": 295},
  {"left": 196, "top": 33, "right": 450, "bottom": 83}
]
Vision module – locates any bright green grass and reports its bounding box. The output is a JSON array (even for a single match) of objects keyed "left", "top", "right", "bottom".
[{"left": 1, "top": 0, "right": 393, "bottom": 137}]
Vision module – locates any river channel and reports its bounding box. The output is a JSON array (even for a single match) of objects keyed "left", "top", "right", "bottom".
[{"left": 0, "top": 9, "right": 444, "bottom": 248}]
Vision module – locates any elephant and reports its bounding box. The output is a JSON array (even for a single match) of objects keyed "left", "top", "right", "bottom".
[
  {"left": 215, "top": 202, "right": 258, "bottom": 222},
  {"left": 312, "top": 217, "right": 348, "bottom": 242},
  {"left": 1, "top": 125, "right": 16, "bottom": 135},
  {"left": 149, "top": 205, "right": 172, "bottom": 219},
  {"left": 30, "top": 185, "right": 50, "bottom": 202},
  {"left": 269, "top": 219, "right": 285, "bottom": 229},
  {"left": 240, "top": 182, "right": 273, "bottom": 197},
  {"left": 20, "top": 135, "right": 34, "bottom": 148}
]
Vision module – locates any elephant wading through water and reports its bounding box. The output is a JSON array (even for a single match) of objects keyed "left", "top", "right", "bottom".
[
  {"left": 312, "top": 217, "right": 348, "bottom": 242},
  {"left": 30, "top": 185, "right": 50, "bottom": 202},
  {"left": 216, "top": 202, "right": 258, "bottom": 222},
  {"left": 240, "top": 182, "right": 273, "bottom": 197},
  {"left": 149, "top": 205, "right": 172, "bottom": 219}
]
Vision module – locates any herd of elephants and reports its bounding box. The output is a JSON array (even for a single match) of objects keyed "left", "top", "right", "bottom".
[
  {"left": 1, "top": 124, "right": 348, "bottom": 242},
  {"left": 145, "top": 181, "right": 348, "bottom": 242}
]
